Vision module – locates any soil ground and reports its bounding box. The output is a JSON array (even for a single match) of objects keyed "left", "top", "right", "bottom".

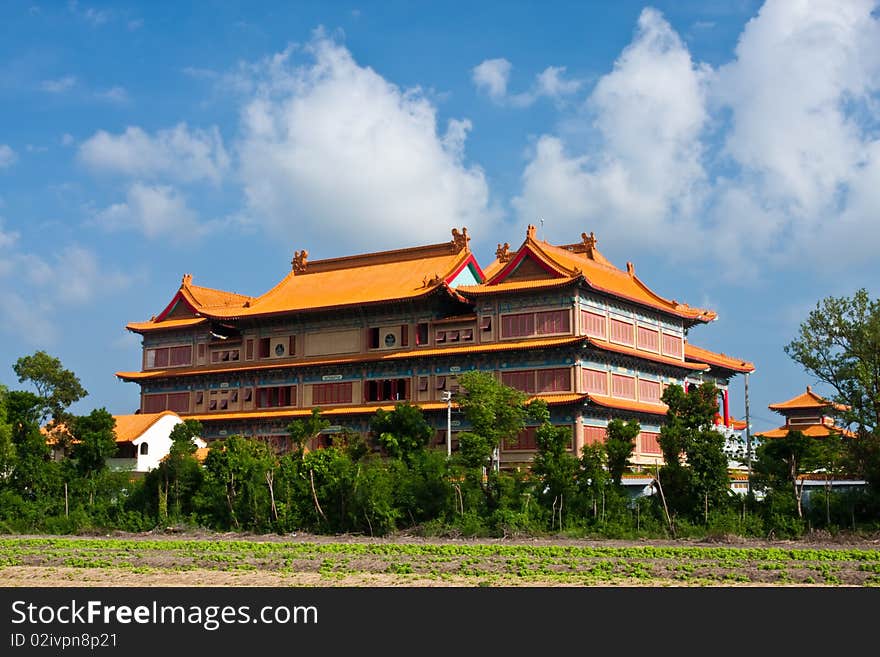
[{"left": 2, "top": 529, "right": 880, "bottom": 587}]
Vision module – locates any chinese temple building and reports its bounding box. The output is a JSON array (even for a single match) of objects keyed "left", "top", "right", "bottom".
[
  {"left": 116, "top": 226, "right": 754, "bottom": 469},
  {"left": 756, "top": 386, "right": 853, "bottom": 439}
]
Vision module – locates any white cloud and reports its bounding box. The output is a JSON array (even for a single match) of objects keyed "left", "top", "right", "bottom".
[
  {"left": 513, "top": 0, "right": 880, "bottom": 273},
  {"left": 473, "top": 58, "right": 581, "bottom": 107},
  {"left": 237, "top": 34, "right": 498, "bottom": 252},
  {"left": 94, "top": 183, "right": 203, "bottom": 239},
  {"left": 61, "top": 134, "right": 75, "bottom": 147},
  {"left": 68, "top": 2, "right": 110, "bottom": 26},
  {"left": 41, "top": 76, "right": 77, "bottom": 93},
  {"left": 95, "top": 86, "right": 128, "bottom": 103},
  {"left": 710, "top": 0, "right": 880, "bottom": 265},
  {"left": 78, "top": 124, "right": 229, "bottom": 185},
  {"left": 0, "top": 219, "right": 129, "bottom": 345},
  {"left": 513, "top": 8, "right": 710, "bottom": 251},
  {"left": 472, "top": 58, "right": 511, "bottom": 101},
  {"left": 0, "top": 144, "right": 15, "bottom": 168}
]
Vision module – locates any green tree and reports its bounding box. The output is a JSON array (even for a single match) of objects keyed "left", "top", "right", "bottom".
[
  {"left": 287, "top": 409, "right": 330, "bottom": 457},
  {"left": 577, "top": 443, "right": 609, "bottom": 520},
  {"left": 152, "top": 420, "right": 204, "bottom": 522},
  {"left": 0, "top": 387, "right": 16, "bottom": 482},
  {"left": 454, "top": 370, "right": 533, "bottom": 510},
  {"left": 370, "top": 402, "right": 434, "bottom": 462},
  {"left": 197, "top": 435, "right": 277, "bottom": 531},
  {"left": 71, "top": 409, "right": 117, "bottom": 479},
  {"left": 658, "top": 383, "right": 730, "bottom": 523},
  {"left": 13, "top": 351, "right": 87, "bottom": 423},
  {"left": 753, "top": 430, "right": 822, "bottom": 519},
  {"left": 605, "top": 418, "right": 640, "bottom": 486},
  {"left": 784, "top": 289, "right": 880, "bottom": 489},
  {"left": 529, "top": 401, "right": 578, "bottom": 528}
]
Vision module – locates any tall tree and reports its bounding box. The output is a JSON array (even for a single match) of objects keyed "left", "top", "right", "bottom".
[
  {"left": 13, "top": 351, "right": 87, "bottom": 423},
  {"left": 658, "top": 383, "right": 730, "bottom": 522},
  {"left": 454, "top": 370, "right": 533, "bottom": 509},
  {"left": 529, "top": 401, "right": 578, "bottom": 528},
  {"left": 287, "top": 409, "right": 330, "bottom": 457},
  {"left": 71, "top": 408, "right": 117, "bottom": 479},
  {"left": 157, "top": 420, "right": 204, "bottom": 520},
  {"left": 370, "top": 402, "right": 434, "bottom": 462},
  {"left": 605, "top": 418, "right": 640, "bottom": 486},
  {"left": 753, "top": 430, "right": 821, "bottom": 519},
  {"left": 784, "top": 289, "right": 880, "bottom": 489}
]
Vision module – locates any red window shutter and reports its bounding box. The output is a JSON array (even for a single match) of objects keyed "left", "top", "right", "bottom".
[
  {"left": 245, "top": 339, "right": 254, "bottom": 360},
  {"left": 368, "top": 328, "right": 380, "bottom": 349},
  {"left": 610, "top": 319, "right": 634, "bottom": 346},
  {"left": 611, "top": 374, "right": 636, "bottom": 399},
  {"left": 582, "top": 369, "right": 607, "bottom": 394},
  {"left": 638, "top": 379, "right": 661, "bottom": 403},
  {"left": 198, "top": 343, "right": 206, "bottom": 360},
  {"left": 662, "top": 334, "right": 682, "bottom": 358},
  {"left": 640, "top": 432, "right": 661, "bottom": 454},
  {"left": 142, "top": 394, "right": 165, "bottom": 413},
  {"left": 637, "top": 326, "right": 660, "bottom": 351},
  {"left": 581, "top": 310, "right": 606, "bottom": 338},
  {"left": 154, "top": 348, "right": 170, "bottom": 367},
  {"left": 289, "top": 335, "right": 296, "bottom": 356},
  {"left": 259, "top": 338, "right": 270, "bottom": 358},
  {"left": 583, "top": 426, "right": 606, "bottom": 445},
  {"left": 400, "top": 325, "right": 408, "bottom": 347},
  {"left": 166, "top": 392, "right": 189, "bottom": 412}
]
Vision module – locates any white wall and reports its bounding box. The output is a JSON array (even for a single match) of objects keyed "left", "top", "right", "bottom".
[{"left": 130, "top": 415, "right": 205, "bottom": 472}]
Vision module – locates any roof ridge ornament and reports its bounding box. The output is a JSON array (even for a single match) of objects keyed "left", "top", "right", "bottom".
[
  {"left": 581, "top": 231, "right": 597, "bottom": 250},
  {"left": 526, "top": 224, "right": 537, "bottom": 240},
  {"left": 291, "top": 250, "right": 308, "bottom": 273},
  {"left": 451, "top": 227, "right": 470, "bottom": 253},
  {"left": 626, "top": 261, "right": 635, "bottom": 276},
  {"left": 495, "top": 242, "right": 512, "bottom": 262},
  {"left": 181, "top": 273, "right": 193, "bottom": 287}
]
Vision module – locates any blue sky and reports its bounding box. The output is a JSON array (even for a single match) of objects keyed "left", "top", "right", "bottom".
[{"left": 1, "top": 0, "right": 878, "bottom": 435}]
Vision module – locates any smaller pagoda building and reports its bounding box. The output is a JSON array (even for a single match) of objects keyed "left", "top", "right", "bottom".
[{"left": 757, "top": 386, "right": 853, "bottom": 439}]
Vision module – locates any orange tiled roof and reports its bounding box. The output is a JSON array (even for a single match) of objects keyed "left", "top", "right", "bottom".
[
  {"left": 757, "top": 424, "right": 856, "bottom": 439},
  {"left": 42, "top": 412, "right": 182, "bottom": 445},
  {"left": 684, "top": 343, "right": 755, "bottom": 373},
  {"left": 113, "top": 411, "right": 182, "bottom": 443},
  {"left": 184, "top": 402, "right": 451, "bottom": 423},
  {"left": 115, "top": 335, "right": 587, "bottom": 382},
  {"left": 459, "top": 226, "right": 716, "bottom": 323},
  {"left": 585, "top": 337, "right": 709, "bottom": 371},
  {"left": 184, "top": 393, "right": 587, "bottom": 424},
  {"left": 126, "top": 317, "right": 209, "bottom": 333},
  {"left": 768, "top": 386, "right": 849, "bottom": 413},
  {"left": 586, "top": 393, "right": 668, "bottom": 416},
  {"left": 129, "top": 230, "right": 479, "bottom": 330}
]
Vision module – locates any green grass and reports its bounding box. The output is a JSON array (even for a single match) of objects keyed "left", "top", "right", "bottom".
[{"left": 1, "top": 537, "right": 878, "bottom": 586}]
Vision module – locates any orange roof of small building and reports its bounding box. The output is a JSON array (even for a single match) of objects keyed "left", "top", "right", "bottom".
[
  {"left": 42, "top": 411, "right": 182, "bottom": 445},
  {"left": 459, "top": 226, "right": 716, "bottom": 323},
  {"left": 128, "top": 229, "right": 479, "bottom": 331},
  {"left": 684, "top": 344, "right": 755, "bottom": 373},
  {"left": 112, "top": 411, "right": 182, "bottom": 443},
  {"left": 757, "top": 425, "right": 856, "bottom": 439},
  {"left": 768, "top": 386, "right": 849, "bottom": 413}
]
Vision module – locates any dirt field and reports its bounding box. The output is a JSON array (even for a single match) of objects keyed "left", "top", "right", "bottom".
[{"left": 2, "top": 530, "right": 880, "bottom": 587}]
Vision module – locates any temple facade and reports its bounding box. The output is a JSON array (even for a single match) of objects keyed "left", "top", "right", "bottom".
[{"left": 116, "top": 226, "right": 754, "bottom": 469}]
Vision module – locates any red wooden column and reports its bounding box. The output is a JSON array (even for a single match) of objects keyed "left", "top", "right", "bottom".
[{"left": 722, "top": 388, "right": 730, "bottom": 426}]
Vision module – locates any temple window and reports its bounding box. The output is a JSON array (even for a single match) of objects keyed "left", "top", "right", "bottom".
[
  {"left": 415, "top": 322, "right": 429, "bottom": 345},
  {"left": 139, "top": 443, "right": 149, "bottom": 456},
  {"left": 311, "top": 382, "right": 352, "bottom": 405},
  {"left": 365, "top": 378, "right": 409, "bottom": 402}
]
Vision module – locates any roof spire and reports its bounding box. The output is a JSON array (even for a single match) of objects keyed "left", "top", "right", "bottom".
[
  {"left": 451, "top": 227, "right": 470, "bottom": 253},
  {"left": 181, "top": 273, "right": 193, "bottom": 287},
  {"left": 526, "top": 224, "right": 536, "bottom": 240},
  {"left": 291, "top": 250, "right": 308, "bottom": 273},
  {"left": 495, "top": 242, "right": 512, "bottom": 262},
  {"left": 581, "top": 231, "right": 597, "bottom": 250}
]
